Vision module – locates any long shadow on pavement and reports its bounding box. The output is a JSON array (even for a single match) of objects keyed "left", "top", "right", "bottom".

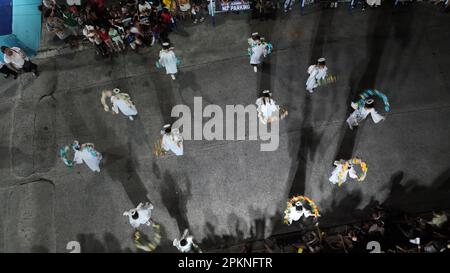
[
  {"left": 159, "top": 171, "right": 192, "bottom": 234},
  {"left": 286, "top": 9, "right": 335, "bottom": 199},
  {"left": 333, "top": 4, "right": 412, "bottom": 161}
]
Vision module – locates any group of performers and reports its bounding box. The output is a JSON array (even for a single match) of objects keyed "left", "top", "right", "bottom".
[{"left": 56, "top": 32, "right": 392, "bottom": 248}]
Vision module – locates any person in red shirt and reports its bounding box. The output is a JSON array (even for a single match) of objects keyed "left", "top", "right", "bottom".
[
  {"left": 98, "top": 27, "right": 116, "bottom": 52},
  {"left": 159, "top": 8, "right": 175, "bottom": 31}
]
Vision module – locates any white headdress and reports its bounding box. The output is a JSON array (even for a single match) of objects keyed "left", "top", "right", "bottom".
[{"left": 318, "top": 57, "right": 326, "bottom": 63}]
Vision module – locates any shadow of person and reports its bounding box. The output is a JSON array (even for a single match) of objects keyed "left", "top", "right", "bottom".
[{"left": 159, "top": 171, "right": 191, "bottom": 233}]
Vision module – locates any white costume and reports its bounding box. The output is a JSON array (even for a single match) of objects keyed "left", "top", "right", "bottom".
[
  {"left": 248, "top": 37, "right": 257, "bottom": 47},
  {"left": 123, "top": 202, "right": 154, "bottom": 229},
  {"left": 346, "top": 106, "right": 385, "bottom": 129},
  {"left": 73, "top": 144, "right": 102, "bottom": 172},
  {"left": 256, "top": 97, "right": 279, "bottom": 124},
  {"left": 159, "top": 50, "right": 178, "bottom": 75},
  {"left": 111, "top": 94, "right": 138, "bottom": 120},
  {"left": 329, "top": 161, "right": 358, "bottom": 185},
  {"left": 161, "top": 127, "right": 184, "bottom": 156},
  {"left": 250, "top": 43, "right": 268, "bottom": 65},
  {"left": 306, "top": 64, "right": 328, "bottom": 92},
  {"left": 287, "top": 203, "right": 314, "bottom": 225},
  {"left": 173, "top": 229, "right": 201, "bottom": 253}
]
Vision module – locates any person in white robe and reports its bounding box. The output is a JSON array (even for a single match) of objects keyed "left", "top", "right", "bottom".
[
  {"left": 287, "top": 202, "right": 314, "bottom": 225},
  {"left": 306, "top": 57, "right": 328, "bottom": 93},
  {"left": 161, "top": 124, "right": 184, "bottom": 156},
  {"left": 256, "top": 90, "right": 280, "bottom": 124},
  {"left": 173, "top": 229, "right": 202, "bottom": 253},
  {"left": 329, "top": 160, "right": 358, "bottom": 185},
  {"left": 101, "top": 88, "right": 138, "bottom": 120},
  {"left": 72, "top": 141, "right": 102, "bottom": 172},
  {"left": 249, "top": 34, "right": 269, "bottom": 73},
  {"left": 123, "top": 202, "right": 154, "bottom": 229},
  {"left": 158, "top": 42, "right": 178, "bottom": 80},
  {"left": 346, "top": 99, "right": 385, "bottom": 130}
]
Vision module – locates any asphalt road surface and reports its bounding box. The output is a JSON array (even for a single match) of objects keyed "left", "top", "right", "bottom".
[{"left": 0, "top": 3, "right": 449, "bottom": 252}]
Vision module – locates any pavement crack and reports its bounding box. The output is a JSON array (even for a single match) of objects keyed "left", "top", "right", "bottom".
[{"left": 38, "top": 92, "right": 58, "bottom": 103}]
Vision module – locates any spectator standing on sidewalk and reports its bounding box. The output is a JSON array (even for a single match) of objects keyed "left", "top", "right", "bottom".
[
  {"left": 45, "top": 10, "right": 79, "bottom": 48},
  {"left": 1, "top": 46, "right": 39, "bottom": 77}
]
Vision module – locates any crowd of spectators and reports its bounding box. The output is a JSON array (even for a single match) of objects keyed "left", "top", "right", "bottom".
[
  {"left": 38, "top": 0, "right": 448, "bottom": 53},
  {"left": 236, "top": 207, "right": 450, "bottom": 253},
  {"left": 39, "top": 0, "right": 208, "bottom": 56}
]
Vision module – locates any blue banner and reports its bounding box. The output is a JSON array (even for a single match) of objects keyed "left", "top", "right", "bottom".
[{"left": 0, "top": 0, "right": 13, "bottom": 36}]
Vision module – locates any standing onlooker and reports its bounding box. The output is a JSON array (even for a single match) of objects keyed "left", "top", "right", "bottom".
[
  {"left": 45, "top": 10, "right": 78, "bottom": 48},
  {"left": 60, "top": 5, "right": 82, "bottom": 37},
  {"left": 99, "top": 27, "right": 116, "bottom": 52},
  {"left": 330, "top": 0, "right": 338, "bottom": 8},
  {"left": 42, "top": 0, "right": 58, "bottom": 13},
  {"left": 108, "top": 26, "right": 126, "bottom": 51},
  {"left": 191, "top": 2, "right": 205, "bottom": 24},
  {"left": 283, "top": 0, "right": 294, "bottom": 12},
  {"left": 125, "top": 26, "right": 143, "bottom": 50},
  {"left": 138, "top": 0, "right": 153, "bottom": 15},
  {"left": 0, "top": 60, "right": 18, "bottom": 80},
  {"left": 1, "top": 46, "right": 39, "bottom": 77},
  {"left": 352, "top": 0, "right": 367, "bottom": 10},
  {"left": 83, "top": 25, "right": 109, "bottom": 56}
]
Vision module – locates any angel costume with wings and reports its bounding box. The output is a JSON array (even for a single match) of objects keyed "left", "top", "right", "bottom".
[
  {"left": 287, "top": 202, "right": 314, "bottom": 225},
  {"left": 123, "top": 202, "right": 154, "bottom": 229},
  {"left": 101, "top": 88, "right": 138, "bottom": 120},
  {"left": 161, "top": 124, "right": 184, "bottom": 156},
  {"left": 306, "top": 58, "right": 328, "bottom": 93},
  {"left": 346, "top": 99, "right": 385, "bottom": 130},
  {"left": 329, "top": 160, "right": 358, "bottom": 185},
  {"left": 72, "top": 141, "right": 102, "bottom": 172}
]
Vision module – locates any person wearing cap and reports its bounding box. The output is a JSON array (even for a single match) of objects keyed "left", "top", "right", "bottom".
[
  {"left": 346, "top": 99, "right": 385, "bottom": 130},
  {"left": 306, "top": 57, "right": 328, "bottom": 93},
  {"left": 256, "top": 90, "right": 279, "bottom": 124},
  {"left": 173, "top": 229, "right": 202, "bottom": 253},
  {"left": 161, "top": 124, "right": 184, "bottom": 155},
  {"left": 123, "top": 202, "right": 154, "bottom": 228},
  {"left": 287, "top": 202, "right": 314, "bottom": 225},
  {"left": 249, "top": 34, "right": 269, "bottom": 73},
  {"left": 101, "top": 88, "right": 138, "bottom": 120},
  {"left": 158, "top": 42, "right": 178, "bottom": 80},
  {"left": 1, "top": 46, "right": 39, "bottom": 78},
  {"left": 72, "top": 141, "right": 103, "bottom": 172}
]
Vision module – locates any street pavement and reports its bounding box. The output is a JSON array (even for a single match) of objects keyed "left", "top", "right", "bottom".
[{"left": 0, "top": 3, "right": 449, "bottom": 252}]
